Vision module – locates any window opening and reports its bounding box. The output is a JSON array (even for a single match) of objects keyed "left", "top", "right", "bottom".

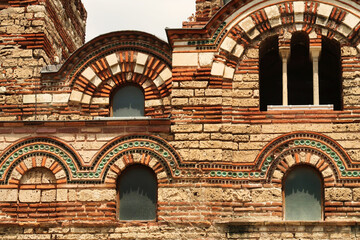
[
  {"left": 260, "top": 32, "right": 342, "bottom": 110},
  {"left": 112, "top": 85, "right": 144, "bottom": 117},
  {"left": 259, "top": 35, "right": 282, "bottom": 111},
  {"left": 117, "top": 165, "right": 157, "bottom": 220},
  {"left": 319, "top": 37, "right": 342, "bottom": 110},
  {"left": 288, "top": 32, "right": 313, "bottom": 105},
  {"left": 284, "top": 165, "right": 323, "bottom": 220}
]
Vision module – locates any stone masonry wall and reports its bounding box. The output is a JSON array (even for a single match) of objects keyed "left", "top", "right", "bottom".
[{"left": 0, "top": 0, "right": 86, "bottom": 120}]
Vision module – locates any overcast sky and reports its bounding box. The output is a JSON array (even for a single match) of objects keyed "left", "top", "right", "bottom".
[{"left": 82, "top": 0, "right": 195, "bottom": 43}]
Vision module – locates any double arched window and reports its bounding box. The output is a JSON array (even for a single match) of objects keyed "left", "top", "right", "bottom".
[
  {"left": 117, "top": 165, "right": 157, "bottom": 220},
  {"left": 260, "top": 32, "right": 342, "bottom": 111},
  {"left": 112, "top": 85, "right": 144, "bottom": 117},
  {"left": 283, "top": 165, "right": 323, "bottom": 220}
]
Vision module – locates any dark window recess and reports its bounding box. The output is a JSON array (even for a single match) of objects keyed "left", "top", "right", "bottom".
[
  {"left": 319, "top": 37, "right": 342, "bottom": 110},
  {"left": 288, "top": 32, "right": 313, "bottom": 105},
  {"left": 284, "top": 165, "right": 322, "bottom": 221},
  {"left": 118, "top": 165, "right": 157, "bottom": 220},
  {"left": 112, "top": 85, "right": 144, "bottom": 117},
  {"left": 259, "top": 35, "right": 282, "bottom": 111}
]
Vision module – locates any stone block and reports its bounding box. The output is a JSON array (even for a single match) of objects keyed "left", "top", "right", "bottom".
[
  {"left": 55, "top": 170, "right": 66, "bottom": 179},
  {"left": 53, "top": 94, "right": 70, "bottom": 103},
  {"left": 293, "top": 1, "right": 304, "bottom": 13},
  {"left": 251, "top": 188, "right": 282, "bottom": 202},
  {"left": 153, "top": 76, "right": 164, "bottom": 87},
  {"left": 69, "top": 90, "right": 83, "bottom": 103},
  {"left": 223, "top": 66, "right": 235, "bottom": 79},
  {"left": 204, "top": 89, "right": 222, "bottom": 96},
  {"left": 204, "top": 188, "right": 251, "bottom": 202},
  {"left": 36, "top": 94, "right": 52, "bottom": 103},
  {"left": 173, "top": 52, "right": 198, "bottom": 67},
  {"left": 145, "top": 99, "right": 162, "bottom": 107},
  {"left": 171, "top": 89, "right": 194, "bottom": 97},
  {"left": 211, "top": 61, "right": 225, "bottom": 76},
  {"left": 142, "top": 80, "right": 152, "bottom": 88},
  {"left": 343, "top": 13, "right": 360, "bottom": 29},
  {"left": 318, "top": 3, "right": 332, "bottom": 17},
  {"left": 19, "top": 189, "right": 41, "bottom": 203},
  {"left": 158, "top": 188, "right": 190, "bottom": 202},
  {"left": 23, "top": 94, "right": 35, "bottom": 104},
  {"left": 171, "top": 98, "right": 188, "bottom": 105},
  {"left": 189, "top": 97, "right": 222, "bottom": 105},
  {"left": 77, "top": 189, "right": 116, "bottom": 202},
  {"left": 136, "top": 52, "right": 148, "bottom": 65},
  {"left": 171, "top": 124, "right": 203, "bottom": 133},
  {"left": 105, "top": 53, "right": 118, "bottom": 66},
  {"left": 325, "top": 188, "right": 352, "bottom": 201},
  {"left": 56, "top": 189, "right": 68, "bottom": 202},
  {"left": 341, "top": 46, "right": 358, "bottom": 56},
  {"left": 27, "top": 5, "right": 45, "bottom": 12},
  {"left": 239, "top": 17, "right": 255, "bottom": 32},
  {"left": 199, "top": 140, "right": 224, "bottom": 149},
  {"left": 91, "top": 76, "right": 102, "bottom": 87},
  {"left": 199, "top": 52, "right": 214, "bottom": 67},
  {"left": 134, "top": 64, "right": 144, "bottom": 74},
  {"left": 337, "top": 24, "right": 352, "bottom": 37},
  {"left": 233, "top": 44, "right": 244, "bottom": 58},
  {"left": 91, "top": 97, "right": 109, "bottom": 105},
  {"left": 69, "top": 189, "right": 76, "bottom": 201},
  {"left": 220, "top": 37, "right": 236, "bottom": 52},
  {"left": 81, "top": 94, "right": 91, "bottom": 104},
  {"left": 41, "top": 190, "right": 56, "bottom": 202},
  {"left": 180, "top": 81, "right": 208, "bottom": 88},
  {"left": 81, "top": 67, "right": 96, "bottom": 80},
  {"left": 265, "top": 5, "right": 281, "bottom": 27},
  {"left": 159, "top": 67, "right": 172, "bottom": 81},
  {"left": 0, "top": 189, "right": 18, "bottom": 202},
  {"left": 111, "top": 64, "right": 121, "bottom": 75},
  {"left": 204, "top": 124, "right": 223, "bottom": 132}
]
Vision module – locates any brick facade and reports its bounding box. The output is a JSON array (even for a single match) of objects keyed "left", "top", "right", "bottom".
[{"left": 1, "top": 0, "right": 360, "bottom": 239}]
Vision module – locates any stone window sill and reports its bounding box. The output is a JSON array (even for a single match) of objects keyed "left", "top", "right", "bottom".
[{"left": 267, "top": 104, "right": 334, "bottom": 111}]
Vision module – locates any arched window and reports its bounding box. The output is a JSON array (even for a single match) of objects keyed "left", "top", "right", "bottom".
[
  {"left": 319, "top": 36, "right": 342, "bottom": 110},
  {"left": 288, "top": 32, "right": 313, "bottom": 105},
  {"left": 112, "top": 85, "right": 144, "bottom": 117},
  {"left": 259, "top": 35, "right": 282, "bottom": 111},
  {"left": 284, "top": 165, "right": 323, "bottom": 220},
  {"left": 117, "top": 165, "right": 157, "bottom": 220},
  {"left": 260, "top": 32, "right": 342, "bottom": 110}
]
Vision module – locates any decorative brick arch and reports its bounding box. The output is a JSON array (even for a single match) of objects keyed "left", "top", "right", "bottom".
[
  {"left": 92, "top": 134, "right": 183, "bottom": 184},
  {"left": 254, "top": 131, "right": 359, "bottom": 183},
  {"left": 168, "top": 0, "right": 360, "bottom": 80},
  {"left": 208, "top": 0, "right": 360, "bottom": 79},
  {"left": 0, "top": 137, "right": 81, "bottom": 185},
  {"left": 55, "top": 31, "right": 173, "bottom": 118}
]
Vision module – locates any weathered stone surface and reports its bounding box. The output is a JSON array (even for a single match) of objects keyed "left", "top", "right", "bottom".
[
  {"left": 204, "top": 188, "right": 251, "bottom": 202},
  {"left": 41, "top": 190, "right": 56, "bottom": 202},
  {"left": 0, "top": 189, "right": 18, "bottom": 202},
  {"left": 325, "top": 188, "right": 352, "bottom": 201},
  {"left": 77, "top": 189, "right": 116, "bottom": 202},
  {"left": 19, "top": 190, "right": 41, "bottom": 203},
  {"left": 173, "top": 53, "right": 198, "bottom": 67},
  {"left": 251, "top": 189, "right": 282, "bottom": 202},
  {"left": 56, "top": 189, "right": 68, "bottom": 202}
]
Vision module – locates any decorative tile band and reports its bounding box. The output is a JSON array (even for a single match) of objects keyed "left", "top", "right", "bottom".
[{"left": 2, "top": 132, "right": 360, "bottom": 185}]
